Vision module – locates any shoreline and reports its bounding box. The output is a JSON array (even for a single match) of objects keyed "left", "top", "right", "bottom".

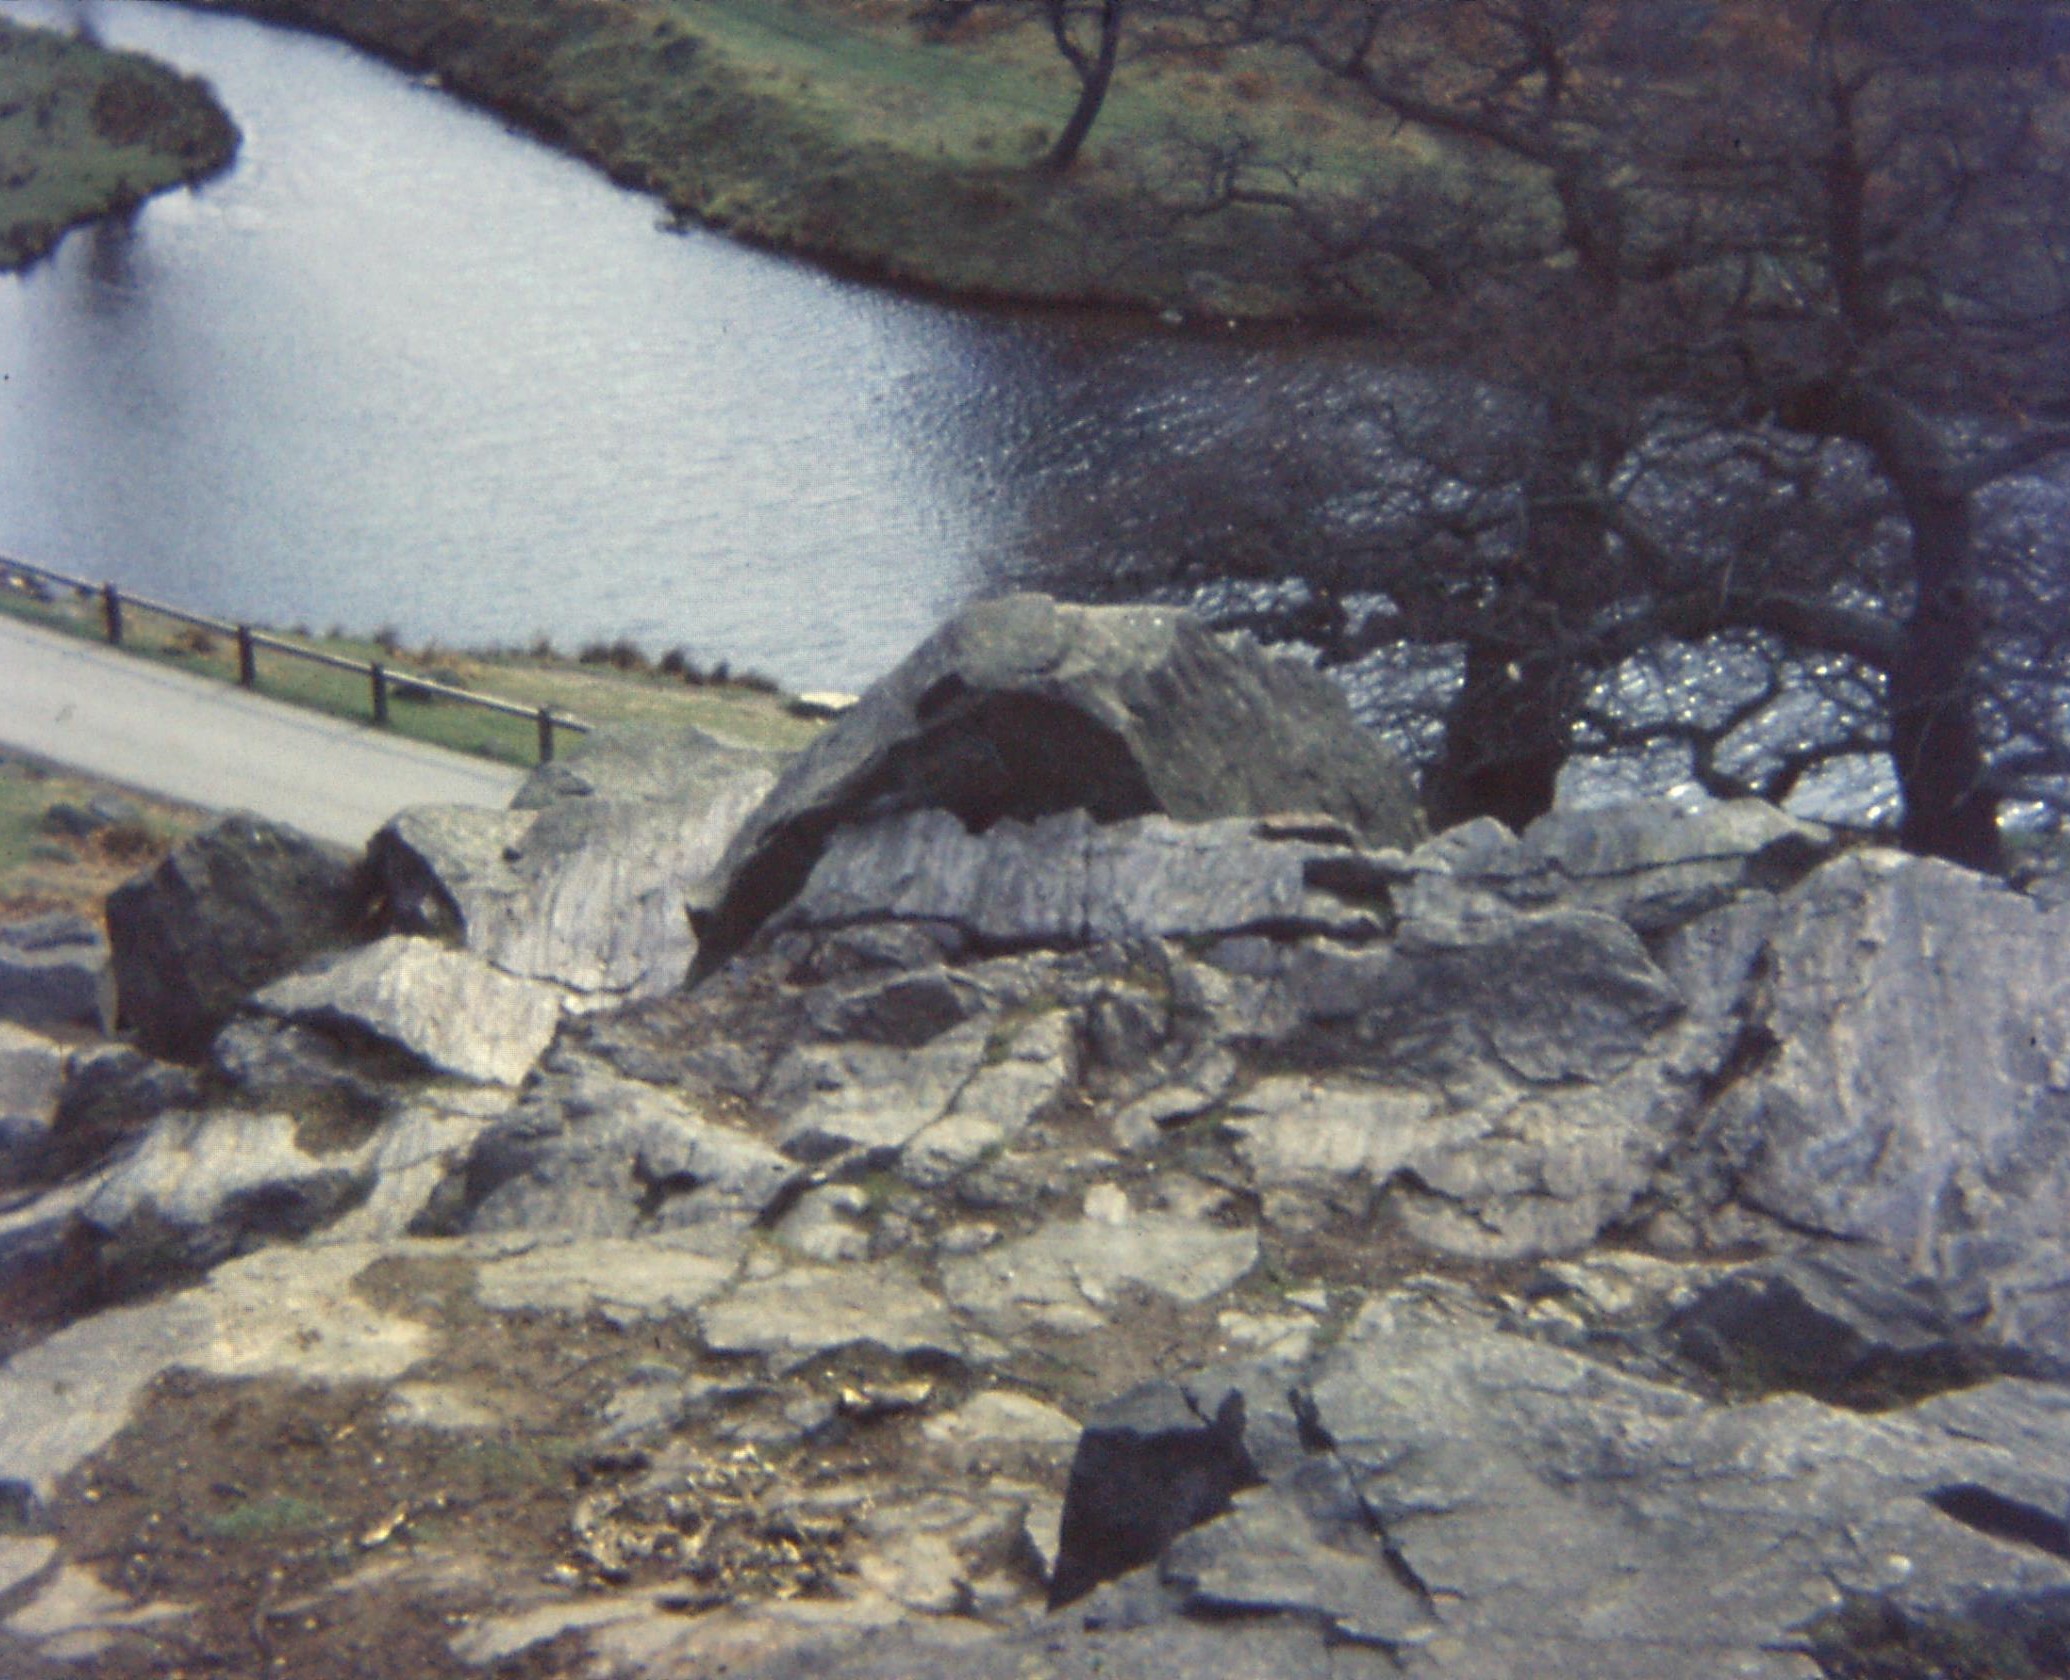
[
  {"left": 179, "top": 0, "right": 1474, "bottom": 325},
  {"left": 0, "top": 16, "right": 239, "bottom": 272}
]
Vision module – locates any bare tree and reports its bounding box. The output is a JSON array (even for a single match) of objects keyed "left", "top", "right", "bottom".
[
  {"left": 922, "top": 0, "right": 1132, "bottom": 172},
  {"left": 1154, "top": 0, "right": 2070, "bottom": 866}
]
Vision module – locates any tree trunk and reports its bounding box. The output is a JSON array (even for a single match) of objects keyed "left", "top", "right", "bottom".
[
  {"left": 1784, "top": 380, "right": 2005, "bottom": 870},
  {"left": 1423, "top": 395, "right": 1607, "bottom": 834},
  {"left": 1886, "top": 485, "right": 2004, "bottom": 870},
  {"left": 1424, "top": 641, "right": 1573, "bottom": 832},
  {"left": 1041, "top": 0, "right": 1121, "bottom": 172}
]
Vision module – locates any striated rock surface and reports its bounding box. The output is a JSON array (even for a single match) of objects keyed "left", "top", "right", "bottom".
[
  {"left": 371, "top": 725, "right": 783, "bottom": 1000},
  {"left": 0, "top": 913, "right": 108, "bottom": 1033}
]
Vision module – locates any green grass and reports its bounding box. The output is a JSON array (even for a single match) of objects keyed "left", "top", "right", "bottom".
[
  {"left": 188, "top": 0, "right": 1540, "bottom": 319},
  {"left": 0, "top": 755, "right": 201, "bottom": 918},
  {"left": 0, "top": 18, "right": 238, "bottom": 271},
  {"left": 201, "top": 1493, "right": 332, "bottom": 1541},
  {"left": 0, "top": 579, "right": 827, "bottom": 769}
]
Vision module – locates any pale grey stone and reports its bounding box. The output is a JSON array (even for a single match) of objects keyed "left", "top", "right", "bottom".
[
  {"left": 459, "top": 1066, "right": 799, "bottom": 1237},
  {"left": 250, "top": 936, "right": 564, "bottom": 1086},
  {"left": 762, "top": 1015, "right": 991, "bottom": 1163},
  {"left": 693, "top": 593, "right": 1423, "bottom": 966},
  {"left": 470, "top": 1234, "right": 743, "bottom": 1321},
  {"left": 902, "top": 1010, "right": 1078, "bottom": 1187},
  {"left": 698, "top": 1261, "right": 967, "bottom": 1367},
  {"left": 942, "top": 1213, "right": 1258, "bottom": 1336}
]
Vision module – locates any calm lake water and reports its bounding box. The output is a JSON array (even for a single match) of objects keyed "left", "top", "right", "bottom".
[{"left": 0, "top": 0, "right": 1384, "bottom": 691}]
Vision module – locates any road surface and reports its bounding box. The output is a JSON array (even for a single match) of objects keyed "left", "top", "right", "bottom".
[{"left": 0, "top": 616, "right": 527, "bottom": 847}]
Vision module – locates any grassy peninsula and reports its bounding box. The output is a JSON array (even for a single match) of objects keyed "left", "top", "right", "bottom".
[
  {"left": 190, "top": 0, "right": 1523, "bottom": 319},
  {"left": 0, "top": 18, "right": 238, "bottom": 271}
]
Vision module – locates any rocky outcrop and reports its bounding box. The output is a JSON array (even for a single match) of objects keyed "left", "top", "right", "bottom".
[
  {"left": 691, "top": 594, "right": 1425, "bottom": 969},
  {"left": 104, "top": 814, "right": 369, "bottom": 1060},
  {"left": 13, "top": 598, "right": 2070, "bottom": 1680}
]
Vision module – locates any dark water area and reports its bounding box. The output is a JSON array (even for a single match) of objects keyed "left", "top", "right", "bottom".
[{"left": 0, "top": 0, "right": 1395, "bottom": 693}]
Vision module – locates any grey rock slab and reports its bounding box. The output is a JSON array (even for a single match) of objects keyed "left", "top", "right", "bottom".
[
  {"left": 105, "top": 813, "right": 368, "bottom": 1060},
  {"left": 470, "top": 1233, "right": 744, "bottom": 1321},
  {"left": 1514, "top": 798, "right": 1833, "bottom": 931},
  {"left": 1250, "top": 906, "right": 1683, "bottom": 1092},
  {"left": 317, "top": 1102, "right": 504, "bottom": 1243},
  {"left": 942, "top": 1208, "right": 1259, "bottom": 1336},
  {"left": 693, "top": 593, "right": 1424, "bottom": 966},
  {"left": 0, "top": 1242, "right": 431, "bottom": 1512},
  {"left": 0, "top": 911, "right": 107, "bottom": 1032},
  {"left": 0, "top": 1021, "right": 64, "bottom": 1182},
  {"left": 1731, "top": 851, "right": 2070, "bottom": 1362},
  {"left": 1281, "top": 1280, "right": 2070, "bottom": 1679},
  {"left": 78, "top": 1108, "right": 371, "bottom": 1284},
  {"left": 902, "top": 1009, "right": 1079, "bottom": 1188},
  {"left": 457, "top": 1067, "right": 798, "bottom": 1236},
  {"left": 771, "top": 1183, "right": 872, "bottom": 1263},
  {"left": 779, "top": 808, "right": 1391, "bottom": 949},
  {"left": 762, "top": 1014, "right": 992, "bottom": 1163},
  {"left": 250, "top": 935, "right": 564, "bottom": 1086},
  {"left": 372, "top": 727, "right": 781, "bottom": 998},
  {"left": 698, "top": 1261, "right": 968, "bottom": 1367}
]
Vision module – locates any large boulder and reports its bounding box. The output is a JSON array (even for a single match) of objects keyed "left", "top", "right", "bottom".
[
  {"left": 105, "top": 815, "right": 369, "bottom": 1061},
  {"left": 370, "top": 725, "right": 784, "bottom": 1000},
  {"left": 1713, "top": 850, "right": 2070, "bottom": 1367},
  {"left": 691, "top": 595, "right": 1424, "bottom": 968}
]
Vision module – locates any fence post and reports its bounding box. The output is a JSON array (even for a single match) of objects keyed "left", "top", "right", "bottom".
[
  {"left": 371, "top": 663, "right": 389, "bottom": 726},
  {"left": 536, "top": 708, "right": 555, "bottom": 764},
  {"left": 101, "top": 583, "right": 123, "bottom": 646},
  {"left": 236, "top": 625, "right": 256, "bottom": 688}
]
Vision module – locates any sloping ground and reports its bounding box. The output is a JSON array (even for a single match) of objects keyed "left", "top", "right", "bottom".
[
  {"left": 0, "top": 17, "right": 237, "bottom": 270},
  {"left": 3, "top": 599, "right": 2069, "bottom": 1680},
  {"left": 184, "top": 0, "right": 1528, "bottom": 317}
]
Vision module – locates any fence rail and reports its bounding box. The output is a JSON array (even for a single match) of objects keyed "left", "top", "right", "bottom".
[{"left": 0, "top": 554, "right": 590, "bottom": 764}]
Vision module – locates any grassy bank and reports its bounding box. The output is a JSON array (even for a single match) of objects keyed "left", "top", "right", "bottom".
[
  {"left": 190, "top": 0, "right": 1533, "bottom": 319},
  {"left": 0, "top": 578, "right": 828, "bottom": 767},
  {"left": 0, "top": 17, "right": 239, "bottom": 270}
]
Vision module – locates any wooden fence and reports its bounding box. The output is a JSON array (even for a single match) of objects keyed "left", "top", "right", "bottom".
[{"left": 0, "top": 554, "right": 590, "bottom": 764}]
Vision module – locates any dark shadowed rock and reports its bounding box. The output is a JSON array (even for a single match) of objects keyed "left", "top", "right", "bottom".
[
  {"left": 0, "top": 912, "right": 109, "bottom": 1033},
  {"left": 105, "top": 815, "right": 369, "bottom": 1060},
  {"left": 46, "top": 1044, "right": 202, "bottom": 1182},
  {"left": 1663, "top": 1250, "right": 2020, "bottom": 1405},
  {"left": 1049, "top": 1382, "right": 1261, "bottom": 1608},
  {"left": 692, "top": 595, "right": 1424, "bottom": 969},
  {"left": 370, "top": 726, "right": 783, "bottom": 999},
  {"left": 0, "top": 1024, "right": 65, "bottom": 1185}
]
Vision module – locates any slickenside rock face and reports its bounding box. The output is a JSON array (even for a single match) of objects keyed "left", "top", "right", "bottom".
[
  {"left": 690, "top": 593, "right": 1426, "bottom": 969},
  {"left": 13, "top": 597, "right": 2070, "bottom": 1680},
  {"left": 369, "top": 726, "right": 784, "bottom": 1001}
]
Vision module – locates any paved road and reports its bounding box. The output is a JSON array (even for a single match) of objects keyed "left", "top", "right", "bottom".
[{"left": 0, "top": 616, "right": 527, "bottom": 847}]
